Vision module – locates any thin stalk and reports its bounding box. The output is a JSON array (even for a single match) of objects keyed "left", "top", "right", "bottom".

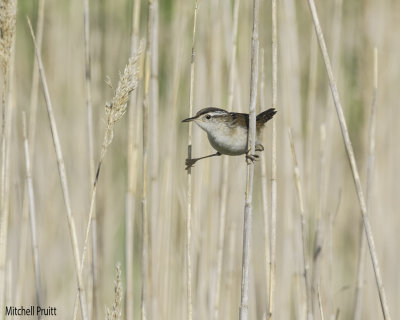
[
  {"left": 83, "top": 0, "right": 94, "bottom": 184},
  {"left": 28, "top": 0, "right": 45, "bottom": 154},
  {"left": 161, "top": 9, "right": 187, "bottom": 318},
  {"left": 213, "top": 0, "right": 240, "bottom": 318},
  {"left": 27, "top": 18, "right": 88, "bottom": 320},
  {"left": 126, "top": 0, "right": 141, "bottom": 318},
  {"left": 353, "top": 48, "right": 378, "bottom": 320},
  {"left": 268, "top": 0, "right": 278, "bottom": 318},
  {"left": 82, "top": 0, "right": 97, "bottom": 317},
  {"left": 22, "top": 112, "right": 42, "bottom": 317},
  {"left": 288, "top": 128, "right": 313, "bottom": 320},
  {"left": 149, "top": 0, "right": 159, "bottom": 316},
  {"left": 185, "top": 1, "right": 199, "bottom": 319},
  {"left": 16, "top": 0, "right": 45, "bottom": 306},
  {"left": 239, "top": 0, "right": 259, "bottom": 318},
  {"left": 317, "top": 284, "right": 325, "bottom": 320},
  {"left": 317, "top": 2, "right": 342, "bottom": 313},
  {"left": 74, "top": 53, "right": 140, "bottom": 320},
  {"left": 312, "top": 123, "right": 326, "bottom": 316},
  {"left": 142, "top": 1, "right": 154, "bottom": 318},
  {"left": 150, "top": 0, "right": 159, "bottom": 236},
  {"left": 306, "top": 1, "right": 391, "bottom": 319},
  {"left": 259, "top": 49, "right": 270, "bottom": 316},
  {"left": 304, "top": 30, "right": 317, "bottom": 185}
]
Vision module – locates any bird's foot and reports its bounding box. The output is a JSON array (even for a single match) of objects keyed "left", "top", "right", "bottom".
[
  {"left": 185, "top": 158, "right": 198, "bottom": 170},
  {"left": 245, "top": 153, "right": 259, "bottom": 164}
]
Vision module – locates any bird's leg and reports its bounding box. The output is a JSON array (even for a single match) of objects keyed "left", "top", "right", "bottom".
[{"left": 185, "top": 152, "right": 221, "bottom": 170}]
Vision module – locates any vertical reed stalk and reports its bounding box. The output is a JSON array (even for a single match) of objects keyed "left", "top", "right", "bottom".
[
  {"left": 22, "top": 112, "right": 42, "bottom": 312},
  {"left": 312, "top": 123, "right": 326, "bottom": 316},
  {"left": 259, "top": 50, "right": 270, "bottom": 317},
  {"left": 305, "top": 30, "right": 317, "bottom": 188},
  {"left": 239, "top": 0, "right": 259, "bottom": 318},
  {"left": 186, "top": 1, "right": 199, "bottom": 319},
  {"left": 28, "top": 0, "right": 45, "bottom": 154},
  {"left": 126, "top": 0, "right": 141, "bottom": 318},
  {"left": 317, "top": 284, "right": 324, "bottom": 320},
  {"left": 150, "top": 0, "right": 159, "bottom": 230},
  {"left": 315, "top": 3, "right": 342, "bottom": 312},
  {"left": 16, "top": 0, "right": 45, "bottom": 306},
  {"left": 27, "top": 18, "right": 89, "bottom": 320},
  {"left": 213, "top": 0, "right": 240, "bottom": 318},
  {"left": 149, "top": 0, "right": 159, "bottom": 315},
  {"left": 306, "top": 1, "right": 391, "bottom": 319},
  {"left": 268, "top": 0, "right": 278, "bottom": 318},
  {"left": 288, "top": 128, "right": 313, "bottom": 320},
  {"left": 82, "top": 0, "right": 97, "bottom": 317},
  {"left": 160, "top": 10, "right": 184, "bottom": 318},
  {"left": 74, "top": 54, "right": 140, "bottom": 320},
  {"left": 353, "top": 48, "right": 378, "bottom": 320},
  {"left": 142, "top": 1, "right": 153, "bottom": 318}
]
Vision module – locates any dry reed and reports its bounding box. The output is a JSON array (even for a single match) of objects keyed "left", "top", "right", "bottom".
[
  {"left": 306, "top": 0, "right": 391, "bottom": 319},
  {"left": 22, "top": 112, "right": 42, "bottom": 310},
  {"left": 125, "top": 0, "right": 142, "bottom": 318},
  {"left": 213, "top": 0, "right": 240, "bottom": 318},
  {"left": 259, "top": 50, "right": 270, "bottom": 319},
  {"left": 353, "top": 48, "right": 378, "bottom": 320},
  {"left": 185, "top": 1, "right": 199, "bottom": 319},
  {"left": 15, "top": 0, "right": 45, "bottom": 307},
  {"left": 79, "top": 51, "right": 141, "bottom": 320},
  {"left": 288, "top": 128, "right": 313, "bottom": 320},
  {"left": 141, "top": 1, "right": 154, "bottom": 318},
  {"left": 2, "top": 2, "right": 399, "bottom": 320},
  {"left": 82, "top": 0, "right": 97, "bottom": 317},
  {"left": 268, "top": 0, "right": 278, "bottom": 318},
  {"left": 239, "top": 0, "right": 259, "bottom": 318},
  {"left": 27, "top": 17, "right": 88, "bottom": 320}
]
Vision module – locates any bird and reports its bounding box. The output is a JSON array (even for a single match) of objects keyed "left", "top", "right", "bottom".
[{"left": 182, "top": 107, "right": 276, "bottom": 170}]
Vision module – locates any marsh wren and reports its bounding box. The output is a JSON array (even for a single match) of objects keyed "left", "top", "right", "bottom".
[{"left": 182, "top": 107, "right": 276, "bottom": 170}]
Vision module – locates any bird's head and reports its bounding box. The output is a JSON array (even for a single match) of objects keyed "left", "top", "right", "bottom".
[{"left": 182, "top": 107, "right": 230, "bottom": 134}]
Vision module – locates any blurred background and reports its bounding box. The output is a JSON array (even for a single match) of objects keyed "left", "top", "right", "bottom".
[{"left": 1, "top": 0, "right": 399, "bottom": 319}]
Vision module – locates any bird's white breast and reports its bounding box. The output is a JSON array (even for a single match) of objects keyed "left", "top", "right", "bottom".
[{"left": 206, "top": 124, "right": 249, "bottom": 155}]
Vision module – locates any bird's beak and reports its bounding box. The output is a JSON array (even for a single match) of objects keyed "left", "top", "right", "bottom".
[{"left": 182, "top": 116, "right": 196, "bottom": 123}]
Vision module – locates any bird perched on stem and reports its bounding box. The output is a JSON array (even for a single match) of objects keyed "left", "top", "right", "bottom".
[{"left": 182, "top": 107, "right": 276, "bottom": 170}]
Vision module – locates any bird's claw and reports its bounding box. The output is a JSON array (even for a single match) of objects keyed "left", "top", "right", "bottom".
[
  {"left": 246, "top": 153, "right": 259, "bottom": 164},
  {"left": 255, "top": 144, "right": 264, "bottom": 152},
  {"left": 185, "top": 158, "right": 197, "bottom": 170}
]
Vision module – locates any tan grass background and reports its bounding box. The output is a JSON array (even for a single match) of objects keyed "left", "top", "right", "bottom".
[{"left": 1, "top": 0, "right": 399, "bottom": 319}]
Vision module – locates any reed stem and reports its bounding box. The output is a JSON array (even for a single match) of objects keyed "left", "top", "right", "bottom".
[
  {"left": 185, "top": 1, "right": 199, "bottom": 319},
  {"left": 27, "top": 17, "right": 88, "bottom": 320},
  {"left": 239, "top": 0, "right": 259, "bottom": 318},
  {"left": 306, "top": 1, "right": 391, "bottom": 318},
  {"left": 353, "top": 48, "right": 378, "bottom": 320},
  {"left": 22, "top": 112, "right": 42, "bottom": 314},
  {"left": 268, "top": 0, "right": 278, "bottom": 318}
]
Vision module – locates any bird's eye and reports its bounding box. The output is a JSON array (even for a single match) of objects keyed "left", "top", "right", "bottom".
[{"left": 205, "top": 115, "right": 211, "bottom": 120}]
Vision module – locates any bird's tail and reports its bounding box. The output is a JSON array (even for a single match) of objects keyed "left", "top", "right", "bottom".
[{"left": 256, "top": 108, "right": 277, "bottom": 124}]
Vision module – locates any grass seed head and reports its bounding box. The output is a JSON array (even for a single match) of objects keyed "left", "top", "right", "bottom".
[
  {"left": 0, "top": 0, "right": 17, "bottom": 71},
  {"left": 104, "top": 48, "right": 141, "bottom": 148},
  {"left": 105, "top": 263, "right": 122, "bottom": 320}
]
